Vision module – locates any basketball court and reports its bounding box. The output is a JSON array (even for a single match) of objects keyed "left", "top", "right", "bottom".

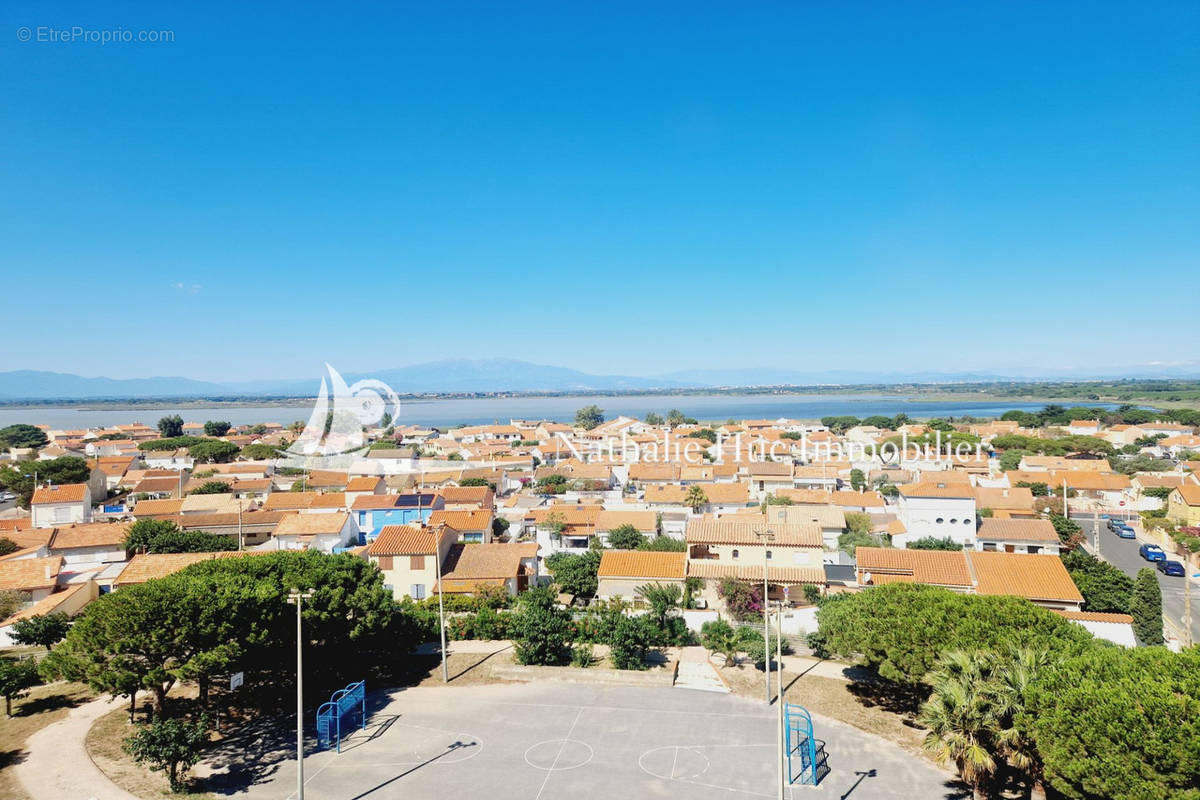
[{"left": 238, "top": 682, "right": 958, "bottom": 800}]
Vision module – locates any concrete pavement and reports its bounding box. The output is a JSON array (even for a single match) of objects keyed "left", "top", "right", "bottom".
[{"left": 14, "top": 693, "right": 138, "bottom": 800}]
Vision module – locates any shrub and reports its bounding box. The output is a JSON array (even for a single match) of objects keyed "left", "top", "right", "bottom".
[
  {"left": 806, "top": 630, "right": 830, "bottom": 659},
  {"left": 570, "top": 644, "right": 595, "bottom": 668},
  {"left": 511, "top": 588, "right": 572, "bottom": 666},
  {"left": 609, "top": 615, "right": 655, "bottom": 670},
  {"left": 716, "top": 577, "right": 761, "bottom": 621}
]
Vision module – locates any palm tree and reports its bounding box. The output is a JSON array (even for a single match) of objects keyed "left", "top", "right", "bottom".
[
  {"left": 919, "top": 650, "right": 1003, "bottom": 799},
  {"left": 684, "top": 485, "right": 708, "bottom": 513}
]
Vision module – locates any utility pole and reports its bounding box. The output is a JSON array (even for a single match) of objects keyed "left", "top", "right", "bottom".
[
  {"left": 436, "top": 524, "right": 448, "bottom": 683},
  {"left": 287, "top": 590, "right": 313, "bottom": 800},
  {"left": 1186, "top": 571, "right": 1193, "bottom": 649},
  {"left": 775, "top": 601, "right": 785, "bottom": 800},
  {"left": 754, "top": 528, "right": 775, "bottom": 704}
]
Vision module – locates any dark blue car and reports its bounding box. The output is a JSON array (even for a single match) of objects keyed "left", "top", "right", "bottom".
[
  {"left": 1139, "top": 543, "right": 1167, "bottom": 562},
  {"left": 1115, "top": 525, "right": 1136, "bottom": 539},
  {"left": 1157, "top": 560, "right": 1185, "bottom": 577}
]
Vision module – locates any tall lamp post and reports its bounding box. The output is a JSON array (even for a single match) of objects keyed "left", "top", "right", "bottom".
[
  {"left": 754, "top": 528, "right": 775, "bottom": 704},
  {"left": 287, "top": 590, "right": 313, "bottom": 800},
  {"left": 775, "top": 600, "right": 785, "bottom": 800},
  {"left": 435, "top": 523, "right": 448, "bottom": 683}
]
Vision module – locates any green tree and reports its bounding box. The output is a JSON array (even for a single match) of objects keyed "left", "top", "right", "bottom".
[
  {"left": 1027, "top": 646, "right": 1200, "bottom": 800},
  {"left": 238, "top": 443, "right": 278, "bottom": 460},
  {"left": 0, "top": 456, "right": 93, "bottom": 507},
  {"left": 636, "top": 582, "right": 682, "bottom": 630},
  {"left": 189, "top": 480, "right": 231, "bottom": 495},
  {"left": 644, "top": 412, "right": 664, "bottom": 426},
  {"left": 1060, "top": 550, "right": 1133, "bottom": 613},
  {"left": 998, "top": 449, "right": 1026, "bottom": 471},
  {"left": 1130, "top": 568, "right": 1163, "bottom": 645},
  {"left": 202, "top": 421, "right": 232, "bottom": 437},
  {"left": 0, "top": 537, "right": 20, "bottom": 556},
  {"left": 821, "top": 416, "right": 861, "bottom": 434},
  {"left": 607, "top": 524, "right": 645, "bottom": 550},
  {"left": 187, "top": 439, "right": 240, "bottom": 463},
  {"left": 511, "top": 588, "right": 572, "bottom": 665},
  {"left": 545, "top": 550, "right": 601, "bottom": 596},
  {"left": 158, "top": 415, "right": 185, "bottom": 438},
  {"left": 0, "top": 589, "right": 29, "bottom": 621},
  {"left": 666, "top": 409, "right": 697, "bottom": 426},
  {"left": 458, "top": 477, "right": 493, "bottom": 489},
  {"left": 908, "top": 537, "right": 963, "bottom": 551},
  {"left": 123, "top": 714, "right": 210, "bottom": 792},
  {"left": 0, "top": 656, "right": 41, "bottom": 716},
  {"left": 700, "top": 617, "right": 739, "bottom": 665},
  {"left": 816, "top": 583, "right": 1091, "bottom": 685},
  {"left": 920, "top": 649, "right": 1048, "bottom": 799},
  {"left": 609, "top": 615, "right": 656, "bottom": 670},
  {"left": 11, "top": 612, "right": 71, "bottom": 650},
  {"left": 837, "top": 529, "right": 883, "bottom": 556},
  {"left": 638, "top": 534, "right": 686, "bottom": 552},
  {"left": 0, "top": 424, "right": 49, "bottom": 451},
  {"left": 850, "top": 468, "right": 866, "bottom": 491},
  {"left": 574, "top": 405, "right": 605, "bottom": 430},
  {"left": 683, "top": 485, "right": 708, "bottom": 513}
]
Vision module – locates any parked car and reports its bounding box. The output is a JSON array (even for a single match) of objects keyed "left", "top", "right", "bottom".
[
  {"left": 1157, "top": 560, "right": 1186, "bottom": 577},
  {"left": 1115, "top": 525, "right": 1136, "bottom": 539},
  {"left": 1106, "top": 517, "right": 1120, "bottom": 532},
  {"left": 1139, "top": 543, "right": 1167, "bottom": 562}
]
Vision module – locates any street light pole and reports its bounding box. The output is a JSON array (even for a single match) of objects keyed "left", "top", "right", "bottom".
[
  {"left": 436, "top": 525, "right": 448, "bottom": 683},
  {"left": 775, "top": 601, "right": 785, "bottom": 800},
  {"left": 754, "top": 528, "right": 775, "bottom": 704},
  {"left": 287, "top": 590, "right": 313, "bottom": 800}
]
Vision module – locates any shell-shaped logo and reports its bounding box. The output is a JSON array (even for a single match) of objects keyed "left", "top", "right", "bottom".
[{"left": 279, "top": 364, "right": 401, "bottom": 466}]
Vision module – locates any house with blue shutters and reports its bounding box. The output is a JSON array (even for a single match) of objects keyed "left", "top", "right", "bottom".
[{"left": 352, "top": 492, "right": 444, "bottom": 541}]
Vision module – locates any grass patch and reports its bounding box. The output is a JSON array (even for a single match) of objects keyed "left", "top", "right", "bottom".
[
  {"left": 86, "top": 706, "right": 220, "bottom": 799},
  {"left": 0, "top": 681, "right": 93, "bottom": 800}
]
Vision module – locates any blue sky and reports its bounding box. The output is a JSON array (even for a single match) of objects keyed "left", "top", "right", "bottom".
[{"left": 2, "top": 2, "right": 1197, "bottom": 381}]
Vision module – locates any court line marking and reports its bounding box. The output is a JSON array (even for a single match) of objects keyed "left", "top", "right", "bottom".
[
  {"left": 638, "top": 743, "right": 776, "bottom": 798},
  {"left": 533, "top": 707, "right": 584, "bottom": 800},
  {"left": 523, "top": 738, "right": 595, "bottom": 772},
  {"left": 485, "top": 699, "right": 766, "bottom": 719}
]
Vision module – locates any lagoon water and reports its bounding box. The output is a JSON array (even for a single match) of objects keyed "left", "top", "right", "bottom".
[{"left": 0, "top": 395, "right": 1116, "bottom": 430}]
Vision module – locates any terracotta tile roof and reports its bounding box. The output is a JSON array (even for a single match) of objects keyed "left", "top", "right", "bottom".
[
  {"left": 856, "top": 547, "right": 972, "bottom": 588},
  {"left": 309, "top": 492, "right": 348, "bottom": 509},
  {"left": 0, "top": 556, "right": 63, "bottom": 591},
  {"left": 115, "top": 551, "right": 249, "bottom": 585},
  {"left": 1051, "top": 471, "right": 1131, "bottom": 492},
  {"left": 1052, "top": 609, "right": 1134, "bottom": 624},
  {"left": 351, "top": 494, "right": 403, "bottom": 510},
  {"left": 31, "top": 484, "right": 89, "bottom": 505},
  {"left": 527, "top": 505, "right": 602, "bottom": 527},
  {"left": 645, "top": 482, "right": 750, "bottom": 505},
  {"left": 163, "top": 511, "right": 290, "bottom": 530},
  {"left": 597, "top": 550, "right": 686, "bottom": 580},
  {"left": 974, "top": 487, "right": 1035, "bottom": 512},
  {"left": 969, "top": 551, "right": 1084, "bottom": 604},
  {"left": 438, "top": 542, "right": 536, "bottom": 584},
  {"left": 264, "top": 492, "right": 319, "bottom": 510},
  {"left": 273, "top": 511, "right": 350, "bottom": 536},
  {"left": 898, "top": 482, "right": 974, "bottom": 499},
  {"left": 1174, "top": 484, "right": 1200, "bottom": 505},
  {"left": 628, "top": 463, "right": 680, "bottom": 481},
  {"left": 685, "top": 518, "right": 822, "bottom": 548},
  {"left": 133, "top": 477, "right": 181, "bottom": 494},
  {"left": 49, "top": 522, "right": 130, "bottom": 550},
  {"left": 427, "top": 509, "right": 493, "bottom": 531},
  {"left": 439, "top": 486, "right": 495, "bottom": 508},
  {"left": 368, "top": 524, "right": 446, "bottom": 556},
  {"left": 686, "top": 562, "right": 824, "bottom": 584},
  {"left": 976, "top": 518, "right": 1059, "bottom": 543},
  {"left": 346, "top": 476, "right": 384, "bottom": 492},
  {"left": 0, "top": 528, "right": 52, "bottom": 550}
]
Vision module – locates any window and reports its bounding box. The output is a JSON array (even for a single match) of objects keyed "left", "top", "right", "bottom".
[
  {"left": 411, "top": 584, "right": 426, "bottom": 600},
  {"left": 949, "top": 518, "right": 958, "bottom": 524},
  {"left": 53, "top": 506, "right": 71, "bottom": 523},
  {"left": 410, "top": 555, "right": 426, "bottom": 570},
  {"left": 935, "top": 517, "right": 944, "bottom": 524},
  {"left": 1028, "top": 546, "right": 1041, "bottom": 555},
  {"left": 766, "top": 550, "right": 773, "bottom": 560},
  {"left": 963, "top": 518, "right": 973, "bottom": 525},
  {"left": 732, "top": 549, "right": 739, "bottom": 559}
]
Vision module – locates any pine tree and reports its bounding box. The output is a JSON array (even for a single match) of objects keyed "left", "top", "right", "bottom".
[{"left": 1129, "top": 568, "right": 1163, "bottom": 646}]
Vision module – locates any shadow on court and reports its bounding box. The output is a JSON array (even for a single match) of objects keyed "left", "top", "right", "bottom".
[{"left": 347, "top": 740, "right": 478, "bottom": 800}]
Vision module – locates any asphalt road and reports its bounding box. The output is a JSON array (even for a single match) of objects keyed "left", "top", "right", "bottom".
[{"left": 1083, "top": 517, "right": 1199, "bottom": 645}]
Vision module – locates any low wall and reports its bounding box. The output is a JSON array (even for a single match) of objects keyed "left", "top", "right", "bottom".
[{"left": 491, "top": 663, "right": 675, "bottom": 687}]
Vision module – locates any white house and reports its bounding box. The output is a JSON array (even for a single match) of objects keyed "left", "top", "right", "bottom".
[
  {"left": 270, "top": 511, "right": 358, "bottom": 553},
  {"left": 31, "top": 484, "right": 93, "bottom": 529},
  {"left": 894, "top": 481, "right": 976, "bottom": 547}
]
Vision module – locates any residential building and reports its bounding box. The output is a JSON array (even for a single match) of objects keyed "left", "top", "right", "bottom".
[
  {"left": 596, "top": 550, "right": 687, "bottom": 602},
  {"left": 31, "top": 484, "right": 92, "bottom": 529}
]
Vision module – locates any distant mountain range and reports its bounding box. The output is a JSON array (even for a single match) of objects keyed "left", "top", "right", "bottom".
[{"left": 0, "top": 360, "right": 1198, "bottom": 401}]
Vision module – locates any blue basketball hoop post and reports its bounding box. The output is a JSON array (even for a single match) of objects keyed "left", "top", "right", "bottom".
[
  {"left": 316, "top": 680, "right": 366, "bottom": 753},
  {"left": 784, "top": 703, "right": 820, "bottom": 786}
]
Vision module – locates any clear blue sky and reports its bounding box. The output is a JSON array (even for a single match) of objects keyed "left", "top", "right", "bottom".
[{"left": 2, "top": 2, "right": 1197, "bottom": 381}]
